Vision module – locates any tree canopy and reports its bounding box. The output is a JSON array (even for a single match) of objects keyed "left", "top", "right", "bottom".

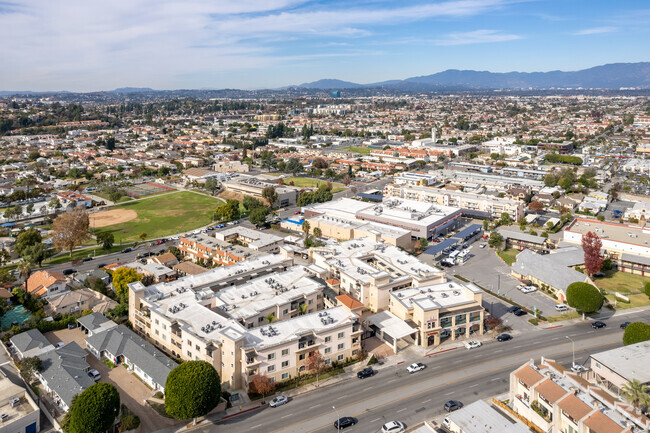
[
  {"left": 566, "top": 282, "right": 604, "bottom": 314},
  {"left": 249, "top": 206, "right": 270, "bottom": 227},
  {"left": 15, "top": 229, "right": 42, "bottom": 257},
  {"left": 52, "top": 208, "right": 90, "bottom": 256},
  {"left": 66, "top": 383, "right": 120, "bottom": 433},
  {"left": 112, "top": 267, "right": 141, "bottom": 302},
  {"left": 623, "top": 322, "right": 650, "bottom": 346},
  {"left": 215, "top": 199, "right": 240, "bottom": 222},
  {"left": 165, "top": 361, "right": 221, "bottom": 421},
  {"left": 581, "top": 231, "right": 603, "bottom": 277}
]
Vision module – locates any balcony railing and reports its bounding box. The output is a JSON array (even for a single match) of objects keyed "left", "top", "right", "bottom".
[{"left": 516, "top": 394, "right": 530, "bottom": 407}]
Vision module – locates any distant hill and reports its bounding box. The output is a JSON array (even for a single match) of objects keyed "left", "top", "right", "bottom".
[
  {"left": 290, "top": 62, "right": 650, "bottom": 90},
  {"left": 108, "top": 87, "right": 156, "bottom": 93}
]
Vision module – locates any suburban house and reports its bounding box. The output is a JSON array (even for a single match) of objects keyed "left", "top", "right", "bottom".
[
  {"left": 77, "top": 312, "right": 118, "bottom": 337},
  {"left": 55, "top": 191, "right": 93, "bottom": 208},
  {"left": 85, "top": 321, "right": 177, "bottom": 392},
  {"left": 25, "top": 270, "right": 69, "bottom": 299},
  {"left": 44, "top": 287, "right": 118, "bottom": 316},
  {"left": 9, "top": 329, "right": 54, "bottom": 359},
  {"left": 150, "top": 252, "right": 179, "bottom": 267}
]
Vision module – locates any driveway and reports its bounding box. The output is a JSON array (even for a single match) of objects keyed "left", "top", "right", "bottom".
[
  {"left": 44, "top": 328, "right": 180, "bottom": 432},
  {"left": 456, "top": 245, "right": 559, "bottom": 318}
]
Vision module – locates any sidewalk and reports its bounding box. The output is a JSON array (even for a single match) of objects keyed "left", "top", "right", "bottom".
[{"left": 539, "top": 305, "right": 650, "bottom": 329}]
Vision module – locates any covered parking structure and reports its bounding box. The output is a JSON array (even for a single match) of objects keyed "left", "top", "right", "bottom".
[{"left": 365, "top": 311, "right": 417, "bottom": 353}]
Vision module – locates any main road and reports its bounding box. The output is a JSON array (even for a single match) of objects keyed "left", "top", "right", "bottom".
[{"left": 184, "top": 308, "right": 649, "bottom": 433}]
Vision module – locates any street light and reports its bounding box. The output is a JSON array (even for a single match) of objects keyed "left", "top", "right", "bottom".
[
  {"left": 333, "top": 405, "right": 340, "bottom": 433},
  {"left": 566, "top": 335, "right": 575, "bottom": 368}
]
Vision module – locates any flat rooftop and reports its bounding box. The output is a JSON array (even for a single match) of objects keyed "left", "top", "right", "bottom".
[
  {"left": 0, "top": 374, "right": 38, "bottom": 427},
  {"left": 391, "top": 281, "right": 481, "bottom": 311},
  {"left": 565, "top": 218, "right": 650, "bottom": 249},
  {"left": 214, "top": 227, "right": 284, "bottom": 250},
  {"left": 243, "top": 306, "right": 357, "bottom": 351},
  {"left": 215, "top": 265, "right": 323, "bottom": 320},
  {"left": 590, "top": 341, "right": 650, "bottom": 384},
  {"left": 357, "top": 198, "right": 460, "bottom": 230}
]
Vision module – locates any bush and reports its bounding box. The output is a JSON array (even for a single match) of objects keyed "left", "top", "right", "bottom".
[
  {"left": 623, "top": 322, "right": 650, "bottom": 346},
  {"left": 602, "top": 259, "right": 613, "bottom": 271},
  {"left": 645, "top": 282, "right": 650, "bottom": 299},
  {"left": 367, "top": 355, "right": 378, "bottom": 365},
  {"left": 528, "top": 318, "right": 539, "bottom": 326},
  {"left": 165, "top": 361, "right": 221, "bottom": 421},
  {"left": 118, "top": 414, "right": 140, "bottom": 432},
  {"left": 154, "top": 391, "right": 164, "bottom": 399},
  {"left": 566, "top": 282, "right": 604, "bottom": 314}
]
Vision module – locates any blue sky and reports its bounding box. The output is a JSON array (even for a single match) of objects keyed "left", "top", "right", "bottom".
[{"left": 0, "top": 0, "right": 648, "bottom": 91}]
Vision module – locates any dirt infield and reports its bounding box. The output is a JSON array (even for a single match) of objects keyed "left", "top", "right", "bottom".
[{"left": 89, "top": 209, "right": 138, "bottom": 228}]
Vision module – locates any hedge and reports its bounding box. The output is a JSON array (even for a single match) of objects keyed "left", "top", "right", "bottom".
[{"left": 623, "top": 322, "right": 650, "bottom": 346}]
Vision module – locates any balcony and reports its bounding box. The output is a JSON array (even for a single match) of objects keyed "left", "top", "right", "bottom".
[{"left": 516, "top": 394, "right": 530, "bottom": 407}]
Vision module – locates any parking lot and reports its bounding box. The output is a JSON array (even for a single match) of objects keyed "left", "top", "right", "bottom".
[
  {"left": 453, "top": 244, "right": 561, "bottom": 318},
  {"left": 44, "top": 328, "right": 179, "bottom": 432}
]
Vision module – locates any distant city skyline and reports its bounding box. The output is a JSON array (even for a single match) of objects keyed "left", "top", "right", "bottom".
[{"left": 0, "top": 0, "right": 648, "bottom": 92}]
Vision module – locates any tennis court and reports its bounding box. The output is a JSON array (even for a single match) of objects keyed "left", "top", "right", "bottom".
[{"left": 124, "top": 182, "right": 175, "bottom": 198}]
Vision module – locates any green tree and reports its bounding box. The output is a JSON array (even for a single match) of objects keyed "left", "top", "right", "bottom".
[
  {"left": 488, "top": 232, "right": 503, "bottom": 249},
  {"left": 204, "top": 178, "right": 219, "bottom": 194},
  {"left": 112, "top": 267, "right": 141, "bottom": 302},
  {"left": 15, "top": 229, "right": 42, "bottom": 257},
  {"left": 261, "top": 186, "right": 278, "bottom": 207},
  {"left": 286, "top": 158, "right": 303, "bottom": 176},
  {"left": 215, "top": 200, "right": 240, "bottom": 222},
  {"left": 165, "top": 361, "right": 221, "bottom": 424},
  {"left": 22, "top": 243, "right": 48, "bottom": 267},
  {"left": 302, "top": 220, "right": 310, "bottom": 237},
  {"left": 500, "top": 212, "right": 512, "bottom": 226},
  {"left": 96, "top": 232, "right": 114, "bottom": 250},
  {"left": 242, "top": 196, "right": 264, "bottom": 212},
  {"left": 16, "top": 356, "right": 42, "bottom": 384},
  {"left": 621, "top": 379, "right": 650, "bottom": 410},
  {"left": 644, "top": 282, "right": 650, "bottom": 299},
  {"left": 249, "top": 206, "right": 269, "bottom": 227},
  {"left": 313, "top": 227, "right": 322, "bottom": 238},
  {"left": 623, "top": 322, "right": 650, "bottom": 346},
  {"left": 566, "top": 282, "right": 604, "bottom": 318},
  {"left": 139, "top": 232, "right": 147, "bottom": 242},
  {"left": 66, "top": 383, "right": 120, "bottom": 433}
]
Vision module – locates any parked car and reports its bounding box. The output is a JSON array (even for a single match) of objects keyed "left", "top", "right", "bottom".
[
  {"left": 507, "top": 306, "right": 521, "bottom": 313},
  {"left": 62, "top": 269, "right": 76, "bottom": 276},
  {"left": 334, "top": 417, "right": 357, "bottom": 429},
  {"left": 381, "top": 420, "right": 406, "bottom": 433},
  {"left": 155, "top": 240, "right": 164, "bottom": 245},
  {"left": 269, "top": 395, "right": 289, "bottom": 407},
  {"left": 82, "top": 257, "right": 93, "bottom": 262},
  {"left": 406, "top": 363, "right": 426, "bottom": 373},
  {"left": 56, "top": 342, "right": 65, "bottom": 348},
  {"left": 555, "top": 304, "right": 569, "bottom": 312},
  {"left": 521, "top": 286, "right": 537, "bottom": 293},
  {"left": 496, "top": 333, "right": 512, "bottom": 342},
  {"left": 513, "top": 309, "right": 527, "bottom": 317},
  {"left": 464, "top": 340, "right": 482, "bottom": 349},
  {"left": 620, "top": 322, "right": 631, "bottom": 329},
  {"left": 88, "top": 369, "right": 101, "bottom": 381},
  {"left": 96, "top": 263, "right": 107, "bottom": 269},
  {"left": 444, "top": 400, "right": 463, "bottom": 412},
  {"left": 479, "top": 243, "right": 486, "bottom": 248},
  {"left": 592, "top": 321, "right": 607, "bottom": 329},
  {"left": 67, "top": 323, "right": 77, "bottom": 329},
  {"left": 357, "top": 367, "right": 375, "bottom": 379},
  {"left": 121, "top": 247, "right": 132, "bottom": 253}
]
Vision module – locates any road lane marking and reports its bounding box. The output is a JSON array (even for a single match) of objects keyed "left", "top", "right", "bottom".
[
  {"left": 251, "top": 425, "right": 262, "bottom": 429},
  {"left": 421, "top": 399, "right": 432, "bottom": 404},
  {"left": 551, "top": 337, "right": 560, "bottom": 340},
  {"left": 281, "top": 414, "right": 292, "bottom": 419},
  {"left": 268, "top": 339, "right": 620, "bottom": 433},
  {"left": 490, "top": 377, "right": 501, "bottom": 382},
  {"left": 370, "top": 418, "right": 381, "bottom": 422},
  {"left": 469, "top": 383, "right": 479, "bottom": 388},
  {"left": 336, "top": 395, "right": 348, "bottom": 400},
  {"left": 444, "top": 391, "right": 454, "bottom": 396},
  {"left": 309, "top": 404, "right": 321, "bottom": 409},
  {"left": 397, "top": 408, "right": 407, "bottom": 413}
]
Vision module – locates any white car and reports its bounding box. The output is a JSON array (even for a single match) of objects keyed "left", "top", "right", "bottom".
[
  {"left": 55, "top": 342, "right": 65, "bottom": 348},
  {"left": 521, "top": 286, "right": 537, "bottom": 293},
  {"left": 464, "top": 340, "right": 482, "bottom": 350},
  {"left": 406, "top": 363, "right": 426, "bottom": 374},
  {"left": 269, "top": 395, "right": 288, "bottom": 407},
  {"left": 382, "top": 421, "right": 406, "bottom": 433},
  {"left": 479, "top": 243, "right": 486, "bottom": 248}
]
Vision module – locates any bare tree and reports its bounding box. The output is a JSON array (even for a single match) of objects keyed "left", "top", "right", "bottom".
[{"left": 52, "top": 208, "right": 90, "bottom": 256}]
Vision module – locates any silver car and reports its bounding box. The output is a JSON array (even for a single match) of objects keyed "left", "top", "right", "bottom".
[{"left": 269, "top": 395, "right": 288, "bottom": 407}]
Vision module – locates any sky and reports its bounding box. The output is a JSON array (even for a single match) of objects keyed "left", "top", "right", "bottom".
[{"left": 0, "top": 0, "right": 648, "bottom": 91}]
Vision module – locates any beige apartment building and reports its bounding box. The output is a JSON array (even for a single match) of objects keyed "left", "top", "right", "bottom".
[
  {"left": 509, "top": 357, "right": 646, "bottom": 433},
  {"left": 310, "top": 238, "right": 445, "bottom": 312},
  {"left": 388, "top": 281, "right": 484, "bottom": 347},
  {"left": 384, "top": 183, "right": 525, "bottom": 221}
]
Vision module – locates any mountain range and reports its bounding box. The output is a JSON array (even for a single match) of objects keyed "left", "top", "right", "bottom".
[{"left": 295, "top": 62, "right": 650, "bottom": 90}]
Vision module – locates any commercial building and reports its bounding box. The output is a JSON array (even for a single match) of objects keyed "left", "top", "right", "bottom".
[
  {"left": 621, "top": 158, "right": 650, "bottom": 175},
  {"left": 623, "top": 201, "right": 650, "bottom": 221},
  {"left": 497, "top": 229, "right": 549, "bottom": 253},
  {"left": 509, "top": 357, "right": 647, "bottom": 433},
  {"left": 222, "top": 175, "right": 299, "bottom": 207},
  {"left": 443, "top": 400, "right": 529, "bottom": 433},
  {"left": 385, "top": 184, "right": 525, "bottom": 221},
  {"left": 588, "top": 341, "right": 650, "bottom": 397},
  {"left": 213, "top": 160, "right": 250, "bottom": 173},
  {"left": 537, "top": 141, "right": 574, "bottom": 154},
  {"left": 310, "top": 238, "right": 445, "bottom": 312},
  {"left": 214, "top": 227, "right": 284, "bottom": 253},
  {"left": 0, "top": 370, "right": 40, "bottom": 433},
  {"left": 387, "top": 281, "right": 484, "bottom": 347},
  {"left": 563, "top": 219, "right": 650, "bottom": 276}
]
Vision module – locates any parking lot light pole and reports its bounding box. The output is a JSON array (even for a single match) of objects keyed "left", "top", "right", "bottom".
[
  {"left": 333, "top": 406, "right": 340, "bottom": 432},
  {"left": 566, "top": 335, "right": 575, "bottom": 367}
]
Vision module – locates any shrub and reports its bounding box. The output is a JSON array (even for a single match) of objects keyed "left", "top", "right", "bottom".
[
  {"left": 645, "top": 282, "right": 650, "bottom": 299},
  {"left": 118, "top": 414, "right": 140, "bottom": 432},
  {"left": 602, "top": 259, "right": 613, "bottom": 271},
  {"left": 165, "top": 361, "right": 221, "bottom": 421},
  {"left": 367, "top": 355, "right": 378, "bottom": 365},
  {"left": 623, "top": 322, "right": 650, "bottom": 346},
  {"left": 566, "top": 282, "right": 604, "bottom": 314}
]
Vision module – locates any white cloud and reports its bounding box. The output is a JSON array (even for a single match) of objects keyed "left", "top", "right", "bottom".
[
  {"left": 573, "top": 26, "right": 617, "bottom": 35},
  {"left": 434, "top": 29, "right": 521, "bottom": 46}
]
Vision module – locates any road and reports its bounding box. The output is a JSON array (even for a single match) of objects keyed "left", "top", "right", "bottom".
[{"left": 182, "top": 308, "right": 650, "bottom": 433}]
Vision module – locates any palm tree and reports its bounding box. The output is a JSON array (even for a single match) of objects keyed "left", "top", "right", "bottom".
[
  {"left": 298, "top": 304, "right": 308, "bottom": 316},
  {"left": 621, "top": 379, "right": 650, "bottom": 410},
  {"left": 18, "top": 260, "right": 33, "bottom": 294},
  {"left": 265, "top": 313, "right": 276, "bottom": 324}
]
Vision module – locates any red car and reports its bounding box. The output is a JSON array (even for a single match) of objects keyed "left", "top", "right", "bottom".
[{"left": 294, "top": 211, "right": 300, "bottom": 215}]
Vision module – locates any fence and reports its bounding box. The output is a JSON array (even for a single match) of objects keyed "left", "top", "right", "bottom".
[{"left": 492, "top": 398, "right": 545, "bottom": 433}]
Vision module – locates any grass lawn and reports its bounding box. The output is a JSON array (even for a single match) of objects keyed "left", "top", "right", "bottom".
[
  {"left": 593, "top": 270, "right": 650, "bottom": 294},
  {"left": 605, "top": 293, "right": 650, "bottom": 310},
  {"left": 44, "top": 244, "right": 126, "bottom": 265},
  {"left": 497, "top": 248, "right": 520, "bottom": 266},
  {"left": 95, "top": 191, "right": 222, "bottom": 242},
  {"left": 339, "top": 146, "right": 371, "bottom": 156},
  {"left": 546, "top": 311, "right": 582, "bottom": 323},
  {"left": 283, "top": 177, "right": 345, "bottom": 190}
]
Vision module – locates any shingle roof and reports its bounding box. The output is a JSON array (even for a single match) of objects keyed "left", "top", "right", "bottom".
[
  {"left": 10, "top": 328, "right": 53, "bottom": 356},
  {"left": 77, "top": 312, "right": 112, "bottom": 332},
  {"left": 85, "top": 325, "right": 176, "bottom": 388},
  {"left": 512, "top": 249, "right": 588, "bottom": 292},
  {"left": 557, "top": 394, "right": 592, "bottom": 421},
  {"left": 38, "top": 341, "right": 94, "bottom": 408}
]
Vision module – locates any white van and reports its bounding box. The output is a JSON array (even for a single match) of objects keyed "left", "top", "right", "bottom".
[{"left": 555, "top": 304, "right": 569, "bottom": 312}]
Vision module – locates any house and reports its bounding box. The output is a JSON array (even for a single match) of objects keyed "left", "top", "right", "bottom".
[
  {"left": 25, "top": 270, "right": 69, "bottom": 299},
  {"left": 172, "top": 261, "right": 209, "bottom": 276},
  {"left": 497, "top": 229, "right": 548, "bottom": 253},
  {"left": 77, "top": 312, "right": 118, "bottom": 337},
  {"left": 44, "top": 287, "right": 118, "bottom": 316},
  {"left": 56, "top": 191, "right": 92, "bottom": 208},
  {"left": 85, "top": 324, "right": 177, "bottom": 392},
  {"left": 150, "top": 252, "right": 179, "bottom": 267},
  {"left": 9, "top": 329, "right": 54, "bottom": 359}
]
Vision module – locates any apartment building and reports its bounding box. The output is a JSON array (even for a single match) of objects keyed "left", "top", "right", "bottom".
[
  {"left": 385, "top": 184, "right": 524, "bottom": 221},
  {"left": 213, "top": 160, "right": 250, "bottom": 173},
  {"left": 214, "top": 227, "right": 284, "bottom": 253},
  {"left": 393, "top": 172, "right": 438, "bottom": 186},
  {"left": 222, "top": 175, "right": 299, "bottom": 207},
  {"left": 509, "top": 357, "right": 646, "bottom": 433},
  {"left": 588, "top": 341, "right": 650, "bottom": 398},
  {"left": 310, "top": 238, "right": 445, "bottom": 312},
  {"left": 178, "top": 233, "right": 259, "bottom": 266},
  {"left": 537, "top": 141, "right": 574, "bottom": 154},
  {"left": 387, "top": 281, "right": 484, "bottom": 347},
  {"left": 0, "top": 370, "right": 40, "bottom": 433}
]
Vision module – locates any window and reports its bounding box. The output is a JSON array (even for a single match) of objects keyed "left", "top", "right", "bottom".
[
  {"left": 308, "top": 299, "right": 313, "bottom": 305},
  {"left": 325, "top": 359, "right": 331, "bottom": 364},
  {"left": 155, "top": 319, "right": 159, "bottom": 325},
  {"left": 281, "top": 373, "right": 289, "bottom": 380},
  {"left": 162, "top": 324, "right": 166, "bottom": 330},
  {"left": 338, "top": 343, "right": 344, "bottom": 350},
  {"left": 162, "top": 334, "right": 166, "bottom": 340},
  {"left": 283, "top": 309, "right": 288, "bottom": 315},
  {"left": 187, "top": 339, "right": 192, "bottom": 345},
  {"left": 324, "top": 347, "right": 331, "bottom": 354},
  {"left": 267, "top": 365, "right": 275, "bottom": 372},
  {"left": 268, "top": 353, "right": 275, "bottom": 360},
  {"left": 281, "top": 349, "right": 289, "bottom": 356},
  {"left": 281, "top": 361, "right": 289, "bottom": 368},
  {"left": 154, "top": 329, "right": 159, "bottom": 335},
  {"left": 299, "top": 354, "right": 306, "bottom": 360},
  {"left": 187, "top": 351, "right": 193, "bottom": 357},
  {"left": 337, "top": 354, "right": 344, "bottom": 361},
  {"left": 338, "top": 332, "right": 345, "bottom": 339},
  {"left": 258, "top": 317, "right": 264, "bottom": 323},
  {"left": 325, "top": 336, "right": 331, "bottom": 343}
]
